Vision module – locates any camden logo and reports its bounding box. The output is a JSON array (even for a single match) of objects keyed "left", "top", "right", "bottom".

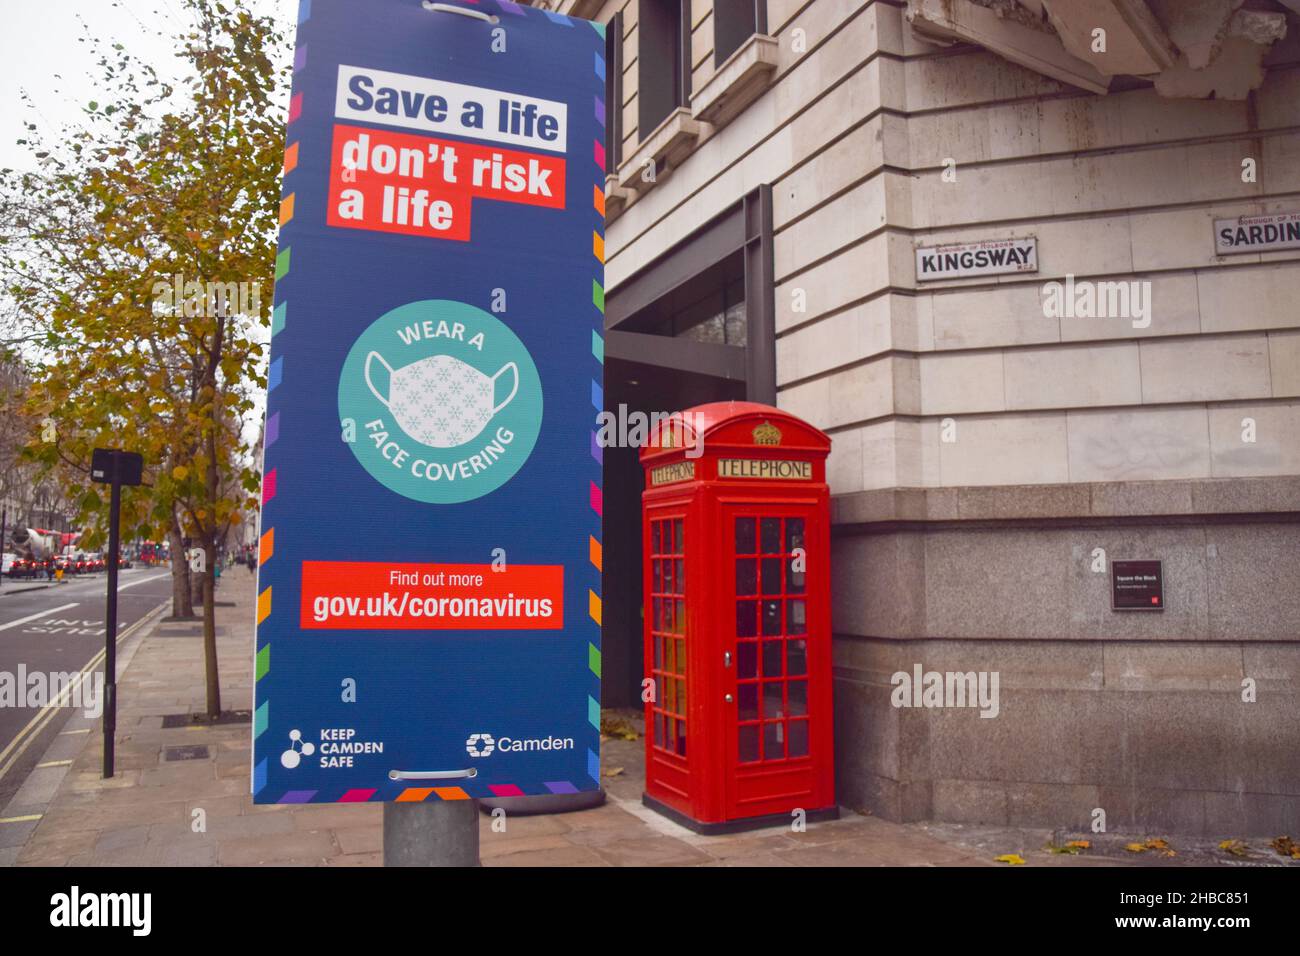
[{"left": 466, "top": 730, "right": 574, "bottom": 758}]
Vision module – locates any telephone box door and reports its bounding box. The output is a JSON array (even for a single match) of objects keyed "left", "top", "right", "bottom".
[{"left": 722, "top": 502, "right": 831, "bottom": 820}]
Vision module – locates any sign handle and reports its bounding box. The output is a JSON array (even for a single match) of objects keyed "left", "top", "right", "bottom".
[
  {"left": 389, "top": 767, "right": 478, "bottom": 781},
  {"left": 422, "top": 2, "right": 499, "bottom": 24}
]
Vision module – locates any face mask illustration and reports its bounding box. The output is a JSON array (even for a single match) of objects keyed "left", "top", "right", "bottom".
[{"left": 365, "top": 352, "right": 519, "bottom": 448}]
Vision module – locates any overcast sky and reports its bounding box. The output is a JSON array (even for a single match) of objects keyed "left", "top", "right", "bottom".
[{"left": 0, "top": 0, "right": 295, "bottom": 172}]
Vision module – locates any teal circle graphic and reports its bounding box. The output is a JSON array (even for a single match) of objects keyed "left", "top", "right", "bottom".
[{"left": 339, "top": 300, "right": 543, "bottom": 504}]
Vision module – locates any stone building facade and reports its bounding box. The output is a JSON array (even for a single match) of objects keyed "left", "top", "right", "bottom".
[{"left": 562, "top": 0, "right": 1300, "bottom": 835}]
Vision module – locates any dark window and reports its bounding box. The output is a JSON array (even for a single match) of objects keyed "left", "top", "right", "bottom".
[
  {"left": 638, "top": 0, "right": 691, "bottom": 137},
  {"left": 604, "top": 12, "right": 624, "bottom": 170},
  {"left": 642, "top": 249, "right": 747, "bottom": 346},
  {"left": 714, "top": 0, "right": 766, "bottom": 66}
]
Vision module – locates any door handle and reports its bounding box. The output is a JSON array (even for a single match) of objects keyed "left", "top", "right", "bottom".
[
  {"left": 723, "top": 651, "right": 732, "bottom": 668},
  {"left": 725, "top": 694, "right": 734, "bottom": 703}
]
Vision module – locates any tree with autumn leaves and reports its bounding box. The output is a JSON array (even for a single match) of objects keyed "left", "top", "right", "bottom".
[{"left": 0, "top": 1, "right": 290, "bottom": 718}]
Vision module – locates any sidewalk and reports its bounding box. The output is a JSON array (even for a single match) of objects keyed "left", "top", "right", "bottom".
[
  {"left": 0, "top": 581, "right": 56, "bottom": 597},
  {"left": 9, "top": 570, "right": 1285, "bottom": 867}
]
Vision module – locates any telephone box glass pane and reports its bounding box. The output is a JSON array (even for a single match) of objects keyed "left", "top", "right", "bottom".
[
  {"left": 785, "top": 518, "right": 805, "bottom": 553},
  {"left": 662, "top": 559, "right": 673, "bottom": 594},
  {"left": 762, "top": 680, "right": 784, "bottom": 718},
  {"left": 737, "top": 641, "right": 757, "bottom": 678},
  {"left": 735, "top": 517, "right": 756, "bottom": 554},
  {"left": 788, "top": 680, "right": 808, "bottom": 716},
  {"left": 654, "top": 634, "right": 663, "bottom": 668},
  {"left": 761, "top": 558, "right": 781, "bottom": 595},
  {"left": 651, "top": 522, "right": 661, "bottom": 553},
  {"left": 764, "top": 721, "right": 784, "bottom": 759},
  {"left": 761, "top": 600, "right": 782, "bottom": 635},
  {"left": 736, "top": 601, "right": 757, "bottom": 637},
  {"left": 738, "top": 682, "right": 758, "bottom": 720},
  {"left": 788, "top": 566, "right": 806, "bottom": 594},
  {"left": 676, "top": 722, "right": 687, "bottom": 756},
  {"left": 787, "top": 639, "right": 807, "bottom": 676},
  {"left": 788, "top": 720, "right": 809, "bottom": 757},
  {"left": 673, "top": 518, "right": 684, "bottom": 552},
  {"left": 674, "top": 558, "right": 684, "bottom": 593},
  {"left": 674, "top": 600, "right": 685, "bottom": 634},
  {"left": 675, "top": 638, "right": 685, "bottom": 675},
  {"left": 760, "top": 518, "right": 781, "bottom": 553},
  {"left": 739, "top": 725, "right": 759, "bottom": 762},
  {"left": 736, "top": 559, "right": 757, "bottom": 595},
  {"left": 762, "top": 640, "right": 783, "bottom": 677},
  {"left": 654, "top": 712, "right": 665, "bottom": 747},
  {"left": 786, "top": 599, "right": 806, "bottom": 634},
  {"left": 652, "top": 560, "right": 662, "bottom": 592}
]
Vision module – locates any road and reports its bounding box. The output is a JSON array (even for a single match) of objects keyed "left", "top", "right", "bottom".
[{"left": 0, "top": 567, "right": 173, "bottom": 807}]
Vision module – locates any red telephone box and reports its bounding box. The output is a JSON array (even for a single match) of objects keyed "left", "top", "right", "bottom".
[{"left": 639, "top": 401, "right": 837, "bottom": 832}]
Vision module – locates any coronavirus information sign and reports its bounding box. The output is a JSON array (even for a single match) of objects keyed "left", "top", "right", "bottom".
[{"left": 253, "top": 0, "right": 606, "bottom": 804}]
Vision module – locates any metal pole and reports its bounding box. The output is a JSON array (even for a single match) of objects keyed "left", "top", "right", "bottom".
[
  {"left": 383, "top": 799, "right": 480, "bottom": 866},
  {"left": 102, "top": 457, "right": 121, "bottom": 778},
  {"left": 1, "top": 505, "right": 7, "bottom": 588}
]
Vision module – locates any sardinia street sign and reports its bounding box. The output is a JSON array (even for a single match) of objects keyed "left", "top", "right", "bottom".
[{"left": 253, "top": 0, "right": 606, "bottom": 804}]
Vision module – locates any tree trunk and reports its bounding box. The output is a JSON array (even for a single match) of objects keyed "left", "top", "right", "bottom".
[
  {"left": 190, "top": 553, "right": 205, "bottom": 608},
  {"left": 167, "top": 520, "right": 193, "bottom": 618},
  {"left": 202, "top": 533, "right": 220, "bottom": 719}
]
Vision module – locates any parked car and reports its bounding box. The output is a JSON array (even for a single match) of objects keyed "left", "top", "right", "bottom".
[{"left": 6, "top": 557, "right": 38, "bottom": 579}]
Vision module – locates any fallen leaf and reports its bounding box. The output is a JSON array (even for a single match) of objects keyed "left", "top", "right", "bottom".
[
  {"left": 599, "top": 715, "right": 641, "bottom": 741},
  {"left": 1269, "top": 836, "right": 1298, "bottom": 858},
  {"left": 1219, "top": 839, "right": 1249, "bottom": 857},
  {"left": 1047, "top": 841, "right": 1086, "bottom": 855},
  {"left": 1125, "top": 842, "right": 1148, "bottom": 853},
  {"left": 1144, "top": 838, "right": 1170, "bottom": 850},
  {"left": 601, "top": 766, "right": 624, "bottom": 778},
  {"left": 994, "top": 853, "right": 1026, "bottom": 865}
]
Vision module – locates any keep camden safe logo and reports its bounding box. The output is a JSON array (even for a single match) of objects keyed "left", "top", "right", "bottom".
[{"left": 339, "top": 299, "right": 543, "bottom": 504}]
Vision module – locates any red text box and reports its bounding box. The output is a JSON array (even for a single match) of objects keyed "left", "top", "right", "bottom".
[{"left": 300, "top": 561, "right": 564, "bottom": 630}]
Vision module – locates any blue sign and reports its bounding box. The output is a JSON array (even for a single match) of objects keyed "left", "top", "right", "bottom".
[{"left": 253, "top": 0, "right": 606, "bottom": 804}]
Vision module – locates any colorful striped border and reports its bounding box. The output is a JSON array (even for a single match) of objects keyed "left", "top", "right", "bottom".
[
  {"left": 587, "top": 33, "right": 606, "bottom": 783},
  {"left": 253, "top": 0, "right": 312, "bottom": 801}
]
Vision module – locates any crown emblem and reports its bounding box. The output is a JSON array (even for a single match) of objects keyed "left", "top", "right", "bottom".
[{"left": 752, "top": 421, "right": 782, "bottom": 446}]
